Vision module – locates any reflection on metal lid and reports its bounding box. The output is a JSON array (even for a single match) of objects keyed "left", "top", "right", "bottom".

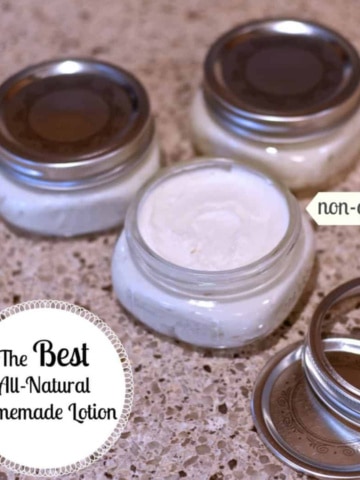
[
  {"left": 204, "top": 19, "right": 360, "bottom": 138},
  {"left": 0, "top": 58, "right": 153, "bottom": 190}
]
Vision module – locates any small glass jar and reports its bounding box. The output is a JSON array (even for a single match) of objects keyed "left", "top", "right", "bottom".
[
  {"left": 0, "top": 58, "right": 160, "bottom": 236},
  {"left": 112, "top": 158, "right": 315, "bottom": 348},
  {"left": 190, "top": 19, "right": 360, "bottom": 191}
]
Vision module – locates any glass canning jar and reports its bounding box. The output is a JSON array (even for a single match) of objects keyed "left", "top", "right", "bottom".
[
  {"left": 190, "top": 19, "right": 360, "bottom": 191},
  {"left": 112, "top": 158, "right": 315, "bottom": 348},
  {"left": 0, "top": 58, "right": 160, "bottom": 237}
]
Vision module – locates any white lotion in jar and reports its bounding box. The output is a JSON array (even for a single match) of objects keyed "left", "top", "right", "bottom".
[{"left": 138, "top": 167, "right": 289, "bottom": 271}]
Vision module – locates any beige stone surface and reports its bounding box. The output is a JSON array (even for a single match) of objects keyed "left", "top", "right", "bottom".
[{"left": 0, "top": 0, "right": 360, "bottom": 479}]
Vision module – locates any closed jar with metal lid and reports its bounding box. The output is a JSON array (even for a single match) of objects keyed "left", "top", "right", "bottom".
[
  {"left": 0, "top": 58, "right": 160, "bottom": 236},
  {"left": 190, "top": 19, "right": 360, "bottom": 191},
  {"left": 112, "top": 158, "right": 315, "bottom": 348}
]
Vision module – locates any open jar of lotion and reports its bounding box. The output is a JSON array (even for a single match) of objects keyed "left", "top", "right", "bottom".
[
  {"left": 190, "top": 19, "right": 360, "bottom": 191},
  {"left": 0, "top": 58, "right": 160, "bottom": 236},
  {"left": 112, "top": 158, "right": 315, "bottom": 348}
]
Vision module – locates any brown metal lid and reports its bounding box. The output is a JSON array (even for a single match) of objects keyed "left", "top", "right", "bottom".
[
  {"left": 0, "top": 58, "right": 154, "bottom": 189},
  {"left": 204, "top": 19, "right": 360, "bottom": 139}
]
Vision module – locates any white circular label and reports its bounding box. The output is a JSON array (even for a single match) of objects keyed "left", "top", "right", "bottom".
[{"left": 0, "top": 300, "right": 133, "bottom": 476}]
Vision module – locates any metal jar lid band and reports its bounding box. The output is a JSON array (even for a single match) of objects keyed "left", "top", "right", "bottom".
[
  {"left": 252, "top": 337, "right": 360, "bottom": 478},
  {"left": 303, "top": 278, "right": 360, "bottom": 425},
  {"left": 0, "top": 58, "right": 154, "bottom": 190},
  {"left": 204, "top": 19, "right": 360, "bottom": 139}
]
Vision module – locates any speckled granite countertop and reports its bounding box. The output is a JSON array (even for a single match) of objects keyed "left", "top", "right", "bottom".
[{"left": 0, "top": 1, "right": 360, "bottom": 479}]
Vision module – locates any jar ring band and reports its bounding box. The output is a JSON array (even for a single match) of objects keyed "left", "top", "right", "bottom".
[{"left": 303, "top": 277, "right": 360, "bottom": 424}]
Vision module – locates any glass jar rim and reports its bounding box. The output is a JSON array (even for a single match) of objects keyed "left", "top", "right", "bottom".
[{"left": 125, "top": 157, "right": 302, "bottom": 294}]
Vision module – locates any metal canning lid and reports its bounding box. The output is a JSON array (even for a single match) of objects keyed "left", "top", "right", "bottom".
[
  {"left": 204, "top": 18, "right": 360, "bottom": 139},
  {"left": 0, "top": 58, "right": 154, "bottom": 190},
  {"left": 303, "top": 278, "right": 360, "bottom": 426},
  {"left": 252, "top": 338, "right": 360, "bottom": 479}
]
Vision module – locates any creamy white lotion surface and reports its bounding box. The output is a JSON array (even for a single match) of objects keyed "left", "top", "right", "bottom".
[{"left": 138, "top": 166, "right": 289, "bottom": 271}]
